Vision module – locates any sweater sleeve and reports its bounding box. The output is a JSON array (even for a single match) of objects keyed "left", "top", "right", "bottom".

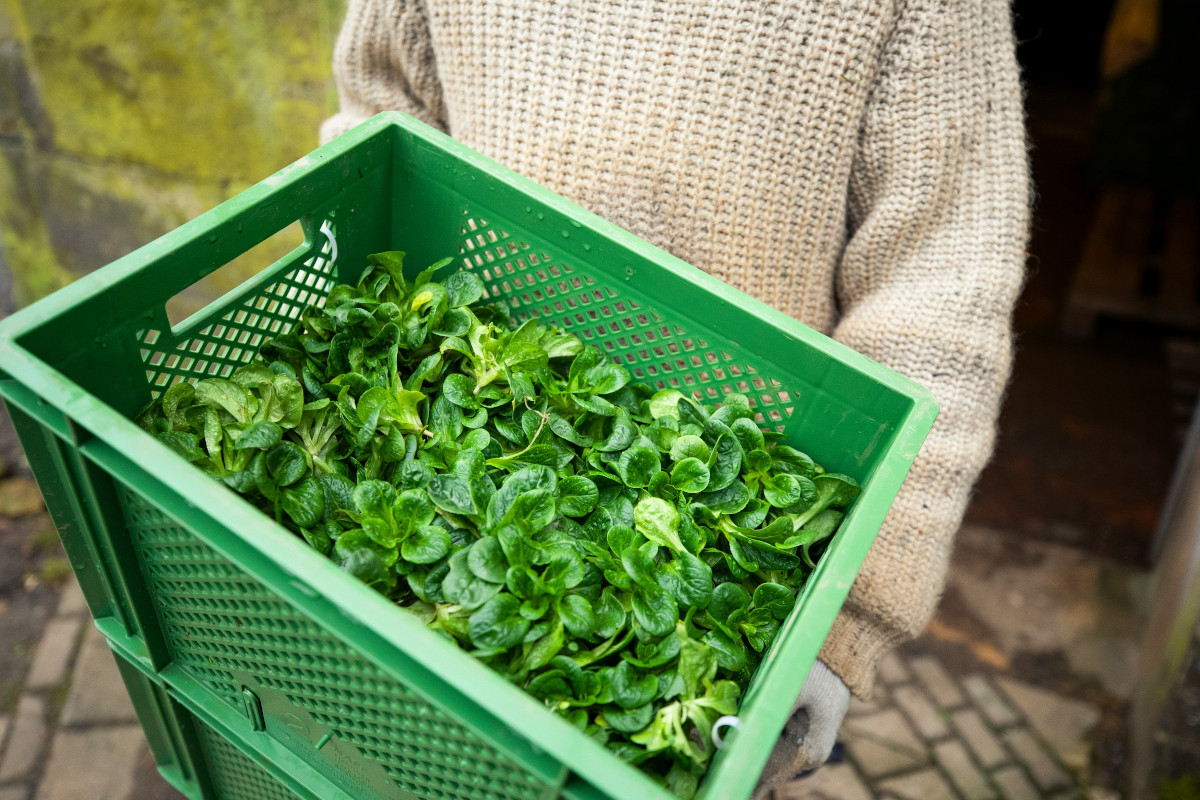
[
  {"left": 321, "top": 0, "right": 446, "bottom": 144},
  {"left": 818, "top": 0, "right": 1030, "bottom": 697}
]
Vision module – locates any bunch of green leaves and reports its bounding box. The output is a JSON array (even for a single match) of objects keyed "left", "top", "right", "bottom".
[{"left": 136, "top": 251, "right": 861, "bottom": 798}]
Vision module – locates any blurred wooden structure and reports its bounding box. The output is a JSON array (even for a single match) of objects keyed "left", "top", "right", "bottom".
[{"left": 1061, "top": 191, "right": 1200, "bottom": 339}]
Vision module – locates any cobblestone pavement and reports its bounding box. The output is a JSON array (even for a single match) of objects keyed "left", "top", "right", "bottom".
[
  {"left": 0, "top": 577, "right": 1120, "bottom": 800},
  {"left": 0, "top": 523, "right": 1136, "bottom": 800},
  {"left": 0, "top": 577, "right": 182, "bottom": 800},
  {"left": 771, "top": 649, "right": 1108, "bottom": 800}
]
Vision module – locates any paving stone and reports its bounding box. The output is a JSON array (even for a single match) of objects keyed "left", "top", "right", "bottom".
[
  {"left": 1050, "top": 789, "right": 1087, "bottom": 800},
  {"left": 934, "top": 740, "right": 996, "bottom": 800},
  {"left": 1004, "top": 729, "right": 1072, "bottom": 791},
  {"left": 842, "top": 709, "right": 930, "bottom": 780},
  {"left": 952, "top": 708, "right": 1010, "bottom": 769},
  {"left": 992, "top": 765, "right": 1042, "bottom": 800},
  {"left": 130, "top": 743, "right": 189, "bottom": 800},
  {"left": 0, "top": 786, "right": 31, "bottom": 800},
  {"left": 843, "top": 708, "right": 928, "bottom": 757},
  {"left": 845, "top": 735, "right": 929, "bottom": 780},
  {"left": 878, "top": 652, "right": 911, "bottom": 685},
  {"left": 1064, "top": 636, "right": 1139, "bottom": 699},
  {"left": 909, "top": 656, "right": 965, "bottom": 709},
  {"left": 56, "top": 577, "right": 87, "bottom": 617},
  {"left": 0, "top": 477, "right": 45, "bottom": 516},
  {"left": 894, "top": 684, "right": 950, "bottom": 740},
  {"left": 876, "top": 766, "right": 958, "bottom": 800},
  {"left": 34, "top": 725, "right": 147, "bottom": 800},
  {"left": 775, "top": 763, "right": 873, "bottom": 800},
  {"left": 61, "top": 627, "right": 136, "bottom": 725},
  {"left": 24, "top": 616, "right": 83, "bottom": 690},
  {"left": 963, "top": 674, "right": 1021, "bottom": 729},
  {"left": 995, "top": 678, "right": 1100, "bottom": 773},
  {"left": 0, "top": 696, "right": 46, "bottom": 781},
  {"left": 848, "top": 690, "right": 885, "bottom": 717}
]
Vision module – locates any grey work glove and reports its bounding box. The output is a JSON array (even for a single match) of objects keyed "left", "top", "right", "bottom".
[{"left": 751, "top": 660, "right": 851, "bottom": 799}]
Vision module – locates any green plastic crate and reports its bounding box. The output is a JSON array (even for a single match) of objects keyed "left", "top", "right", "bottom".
[
  {"left": 0, "top": 112, "right": 936, "bottom": 800},
  {"left": 106, "top": 637, "right": 207, "bottom": 800}
]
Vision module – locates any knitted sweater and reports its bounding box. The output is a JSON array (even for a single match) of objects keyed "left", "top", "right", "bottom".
[{"left": 322, "top": 0, "right": 1030, "bottom": 697}]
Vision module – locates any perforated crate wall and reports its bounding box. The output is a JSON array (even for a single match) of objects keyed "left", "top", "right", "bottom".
[
  {"left": 197, "top": 723, "right": 302, "bottom": 800},
  {"left": 462, "top": 214, "right": 798, "bottom": 429},
  {"left": 119, "top": 485, "right": 559, "bottom": 800},
  {"left": 137, "top": 219, "right": 339, "bottom": 398}
]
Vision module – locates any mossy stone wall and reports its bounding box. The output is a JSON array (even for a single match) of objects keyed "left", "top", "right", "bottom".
[{"left": 0, "top": 0, "right": 345, "bottom": 311}]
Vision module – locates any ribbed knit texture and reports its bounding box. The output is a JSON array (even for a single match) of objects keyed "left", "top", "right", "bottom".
[{"left": 323, "top": 0, "right": 1030, "bottom": 698}]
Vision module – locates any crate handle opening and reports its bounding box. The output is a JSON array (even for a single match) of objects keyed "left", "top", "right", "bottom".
[{"left": 165, "top": 220, "right": 309, "bottom": 331}]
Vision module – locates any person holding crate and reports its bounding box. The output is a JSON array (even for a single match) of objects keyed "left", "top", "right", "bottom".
[{"left": 322, "top": 0, "right": 1029, "bottom": 793}]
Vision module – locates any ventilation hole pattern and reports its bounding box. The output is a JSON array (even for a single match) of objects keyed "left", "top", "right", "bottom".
[
  {"left": 458, "top": 217, "right": 797, "bottom": 428},
  {"left": 198, "top": 724, "right": 302, "bottom": 800},
  {"left": 119, "top": 488, "right": 556, "bottom": 800},
  {"left": 137, "top": 222, "right": 339, "bottom": 398}
]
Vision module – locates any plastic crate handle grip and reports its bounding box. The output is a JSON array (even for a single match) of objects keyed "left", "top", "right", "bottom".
[{"left": 163, "top": 216, "right": 332, "bottom": 335}]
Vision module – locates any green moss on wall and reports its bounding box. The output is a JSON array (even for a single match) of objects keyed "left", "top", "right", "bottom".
[
  {"left": 39, "top": 155, "right": 233, "bottom": 273},
  {"left": 0, "top": 0, "right": 347, "bottom": 308},
  {"left": 1160, "top": 775, "right": 1200, "bottom": 800},
  {"left": 0, "top": 150, "right": 75, "bottom": 308},
  {"left": 24, "top": 0, "right": 344, "bottom": 182}
]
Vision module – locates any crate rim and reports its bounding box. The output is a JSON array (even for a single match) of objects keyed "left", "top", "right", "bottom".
[{"left": 0, "top": 111, "right": 939, "bottom": 800}]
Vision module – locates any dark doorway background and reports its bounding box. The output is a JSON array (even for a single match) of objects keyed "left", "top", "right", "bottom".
[{"left": 962, "top": 0, "right": 1187, "bottom": 565}]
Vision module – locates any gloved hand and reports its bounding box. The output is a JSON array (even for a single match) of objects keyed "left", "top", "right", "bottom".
[{"left": 751, "top": 660, "right": 851, "bottom": 799}]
